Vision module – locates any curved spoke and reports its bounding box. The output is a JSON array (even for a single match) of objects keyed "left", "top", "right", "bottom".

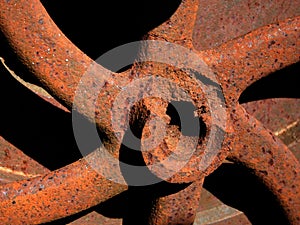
[
  {"left": 228, "top": 105, "right": 300, "bottom": 225},
  {"left": 0, "top": 136, "right": 50, "bottom": 182},
  {"left": 0, "top": 1, "right": 299, "bottom": 224},
  {"left": 0, "top": 150, "right": 127, "bottom": 225},
  {"left": 145, "top": 0, "right": 200, "bottom": 48},
  {"left": 0, "top": 0, "right": 134, "bottom": 158},
  {"left": 0, "top": 0, "right": 126, "bottom": 110},
  {"left": 148, "top": 179, "right": 204, "bottom": 225},
  {"left": 200, "top": 16, "right": 300, "bottom": 102}
]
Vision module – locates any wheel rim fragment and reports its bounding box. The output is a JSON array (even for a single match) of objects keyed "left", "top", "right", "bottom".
[{"left": 0, "top": 0, "right": 299, "bottom": 224}]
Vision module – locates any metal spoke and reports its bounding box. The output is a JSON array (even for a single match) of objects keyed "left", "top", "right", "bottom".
[
  {"left": 0, "top": 150, "right": 127, "bottom": 225},
  {"left": 0, "top": 0, "right": 299, "bottom": 224},
  {"left": 228, "top": 105, "right": 300, "bottom": 225},
  {"left": 148, "top": 179, "right": 204, "bottom": 225},
  {"left": 199, "top": 16, "right": 300, "bottom": 102},
  {"left": 145, "top": 0, "right": 200, "bottom": 48}
]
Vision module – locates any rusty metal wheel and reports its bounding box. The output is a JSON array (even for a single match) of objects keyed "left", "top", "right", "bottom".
[{"left": 0, "top": 0, "right": 299, "bottom": 224}]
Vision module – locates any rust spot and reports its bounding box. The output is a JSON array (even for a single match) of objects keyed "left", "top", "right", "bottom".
[{"left": 0, "top": 0, "right": 299, "bottom": 224}]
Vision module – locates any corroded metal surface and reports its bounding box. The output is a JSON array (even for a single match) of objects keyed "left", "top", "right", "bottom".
[
  {"left": 228, "top": 105, "right": 300, "bottom": 224},
  {"left": 148, "top": 180, "right": 204, "bottom": 225},
  {"left": 193, "top": 0, "right": 300, "bottom": 50},
  {"left": 0, "top": 136, "right": 49, "bottom": 184},
  {"left": 0, "top": 150, "right": 127, "bottom": 224},
  {"left": 66, "top": 187, "right": 250, "bottom": 225},
  {"left": 0, "top": 0, "right": 299, "bottom": 224},
  {"left": 200, "top": 16, "right": 300, "bottom": 102},
  {"left": 243, "top": 98, "right": 300, "bottom": 160}
]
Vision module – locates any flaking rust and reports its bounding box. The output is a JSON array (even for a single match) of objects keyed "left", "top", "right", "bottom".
[{"left": 0, "top": 0, "right": 299, "bottom": 224}]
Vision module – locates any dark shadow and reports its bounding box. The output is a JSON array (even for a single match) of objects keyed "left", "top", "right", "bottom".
[
  {"left": 1, "top": 1, "right": 296, "bottom": 223},
  {"left": 121, "top": 182, "right": 190, "bottom": 225},
  {"left": 119, "top": 100, "right": 206, "bottom": 185},
  {"left": 0, "top": 59, "right": 82, "bottom": 170},
  {"left": 46, "top": 162, "right": 290, "bottom": 224},
  {"left": 0, "top": 31, "right": 45, "bottom": 86},
  {"left": 167, "top": 101, "right": 207, "bottom": 138},
  {"left": 43, "top": 191, "right": 129, "bottom": 225},
  {"left": 98, "top": 182, "right": 189, "bottom": 219},
  {"left": 239, "top": 62, "right": 300, "bottom": 103},
  {"left": 40, "top": 0, "right": 181, "bottom": 62},
  {"left": 118, "top": 106, "right": 166, "bottom": 183},
  {"left": 203, "top": 162, "right": 289, "bottom": 225},
  {"left": 44, "top": 181, "right": 189, "bottom": 225},
  {"left": 46, "top": 123, "right": 190, "bottom": 224},
  {"left": 118, "top": 101, "right": 191, "bottom": 224}
]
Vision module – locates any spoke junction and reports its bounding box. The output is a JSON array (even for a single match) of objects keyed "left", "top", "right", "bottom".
[{"left": 0, "top": 0, "right": 299, "bottom": 224}]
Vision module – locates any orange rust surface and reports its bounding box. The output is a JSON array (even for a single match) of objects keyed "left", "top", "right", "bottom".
[
  {"left": 228, "top": 105, "right": 300, "bottom": 224},
  {"left": 0, "top": 151, "right": 127, "bottom": 224},
  {"left": 200, "top": 16, "right": 300, "bottom": 103},
  {"left": 0, "top": 136, "right": 49, "bottom": 179},
  {"left": 148, "top": 180, "right": 204, "bottom": 225},
  {"left": 0, "top": 0, "right": 299, "bottom": 224},
  {"left": 193, "top": 0, "right": 300, "bottom": 50}
]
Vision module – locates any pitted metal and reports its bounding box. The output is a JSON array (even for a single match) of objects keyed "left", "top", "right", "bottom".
[{"left": 0, "top": 0, "right": 299, "bottom": 224}]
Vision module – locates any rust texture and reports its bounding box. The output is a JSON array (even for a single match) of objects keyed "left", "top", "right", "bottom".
[
  {"left": 0, "top": 0, "right": 299, "bottom": 224},
  {"left": 243, "top": 98, "right": 300, "bottom": 160},
  {"left": 200, "top": 16, "right": 300, "bottom": 103},
  {"left": 243, "top": 99, "right": 300, "bottom": 133},
  {"left": 0, "top": 0, "right": 131, "bottom": 159},
  {"left": 0, "top": 136, "right": 49, "bottom": 184},
  {"left": 228, "top": 105, "right": 300, "bottom": 224},
  {"left": 148, "top": 180, "right": 204, "bottom": 225},
  {"left": 0, "top": 149, "right": 127, "bottom": 224},
  {"left": 193, "top": 0, "right": 300, "bottom": 50}
]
